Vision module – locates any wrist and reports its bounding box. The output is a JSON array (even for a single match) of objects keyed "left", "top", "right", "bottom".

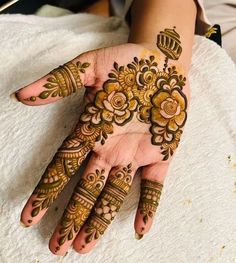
[{"left": 128, "top": 0, "right": 197, "bottom": 71}]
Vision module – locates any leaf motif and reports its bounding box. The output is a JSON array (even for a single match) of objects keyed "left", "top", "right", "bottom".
[
  {"left": 127, "top": 64, "right": 136, "bottom": 70},
  {"left": 102, "top": 130, "right": 108, "bottom": 139},
  {"left": 39, "top": 91, "right": 52, "bottom": 99},
  {"left": 95, "top": 231, "right": 100, "bottom": 240},
  {"left": 82, "top": 62, "right": 90, "bottom": 68},
  {"left": 52, "top": 91, "right": 58, "bottom": 97},
  {"left": 150, "top": 55, "right": 154, "bottom": 61},
  {"left": 47, "top": 77, "right": 57, "bottom": 83},
  {"left": 134, "top": 57, "right": 139, "bottom": 64},
  {"left": 108, "top": 73, "right": 116, "bottom": 78},
  {"left": 143, "top": 214, "right": 148, "bottom": 224},
  {"left": 68, "top": 231, "right": 74, "bottom": 240},
  {"left": 44, "top": 83, "right": 55, "bottom": 89},
  {"left": 58, "top": 236, "right": 67, "bottom": 246},
  {"left": 162, "top": 152, "right": 169, "bottom": 161},
  {"left": 114, "top": 62, "right": 119, "bottom": 71},
  {"left": 119, "top": 66, "right": 124, "bottom": 72},
  {"left": 31, "top": 207, "right": 40, "bottom": 217},
  {"left": 85, "top": 233, "right": 94, "bottom": 244}
]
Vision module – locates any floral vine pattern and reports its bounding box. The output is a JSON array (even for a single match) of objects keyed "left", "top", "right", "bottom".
[
  {"left": 56, "top": 169, "right": 106, "bottom": 249},
  {"left": 138, "top": 179, "right": 163, "bottom": 225},
  {"left": 84, "top": 164, "right": 133, "bottom": 244},
  {"left": 27, "top": 28, "right": 187, "bottom": 248}
]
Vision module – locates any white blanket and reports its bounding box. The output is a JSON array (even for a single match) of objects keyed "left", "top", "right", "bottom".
[{"left": 0, "top": 13, "right": 236, "bottom": 263}]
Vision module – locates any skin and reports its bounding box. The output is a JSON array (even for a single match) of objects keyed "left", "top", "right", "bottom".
[{"left": 11, "top": 0, "right": 197, "bottom": 257}]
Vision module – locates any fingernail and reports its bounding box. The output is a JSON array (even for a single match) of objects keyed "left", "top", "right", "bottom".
[
  {"left": 20, "top": 220, "right": 29, "bottom": 228},
  {"left": 135, "top": 232, "right": 143, "bottom": 240},
  {"left": 10, "top": 92, "right": 20, "bottom": 102}
]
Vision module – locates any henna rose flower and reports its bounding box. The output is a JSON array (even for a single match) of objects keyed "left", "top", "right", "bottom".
[
  {"left": 151, "top": 88, "right": 187, "bottom": 132},
  {"left": 94, "top": 81, "right": 138, "bottom": 125}
]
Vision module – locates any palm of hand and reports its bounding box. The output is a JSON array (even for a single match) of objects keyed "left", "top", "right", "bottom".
[{"left": 18, "top": 30, "right": 189, "bottom": 255}]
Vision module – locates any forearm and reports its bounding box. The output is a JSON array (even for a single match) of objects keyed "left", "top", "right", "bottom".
[{"left": 128, "top": 0, "right": 197, "bottom": 71}]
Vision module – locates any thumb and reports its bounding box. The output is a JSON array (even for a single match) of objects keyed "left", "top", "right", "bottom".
[{"left": 10, "top": 51, "right": 96, "bottom": 106}]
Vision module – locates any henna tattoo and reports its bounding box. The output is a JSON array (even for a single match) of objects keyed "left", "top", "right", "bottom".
[
  {"left": 57, "top": 169, "right": 106, "bottom": 246},
  {"left": 25, "top": 61, "right": 89, "bottom": 101},
  {"left": 31, "top": 127, "right": 95, "bottom": 217},
  {"left": 78, "top": 28, "right": 187, "bottom": 160},
  {"left": 30, "top": 28, "right": 187, "bottom": 227},
  {"left": 138, "top": 179, "right": 163, "bottom": 224},
  {"left": 84, "top": 164, "right": 132, "bottom": 243}
]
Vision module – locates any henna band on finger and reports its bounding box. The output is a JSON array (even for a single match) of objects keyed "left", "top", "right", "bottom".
[
  {"left": 138, "top": 179, "right": 163, "bottom": 224},
  {"left": 57, "top": 169, "right": 106, "bottom": 248},
  {"left": 31, "top": 128, "right": 95, "bottom": 218},
  {"left": 84, "top": 164, "right": 133, "bottom": 243},
  {"left": 25, "top": 61, "right": 90, "bottom": 102}
]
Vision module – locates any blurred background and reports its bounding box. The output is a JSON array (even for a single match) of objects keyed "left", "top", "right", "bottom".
[{"left": 0, "top": 0, "right": 235, "bottom": 62}]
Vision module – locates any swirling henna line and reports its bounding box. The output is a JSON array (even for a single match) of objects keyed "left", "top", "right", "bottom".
[
  {"left": 84, "top": 164, "right": 133, "bottom": 243},
  {"left": 138, "top": 179, "right": 163, "bottom": 224},
  {"left": 31, "top": 124, "right": 98, "bottom": 218},
  {"left": 25, "top": 61, "right": 90, "bottom": 102},
  {"left": 73, "top": 28, "right": 187, "bottom": 160},
  {"left": 57, "top": 169, "right": 106, "bottom": 246},
  {"left": 30, "top": 27, "right": 187, "bottom": 220}
]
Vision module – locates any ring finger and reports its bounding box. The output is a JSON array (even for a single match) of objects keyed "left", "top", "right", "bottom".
[{"left": 73, "top": 163, "right": 137, "bottom": 254}]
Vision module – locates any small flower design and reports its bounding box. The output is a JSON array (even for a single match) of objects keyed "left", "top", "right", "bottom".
[{"left": 118, "top": 68, "right": 136, "bottom": 90}]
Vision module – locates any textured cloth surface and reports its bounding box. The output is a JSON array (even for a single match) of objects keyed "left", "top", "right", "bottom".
[{"left": 0, "top": 13, "right": 236, "bottom": 263}]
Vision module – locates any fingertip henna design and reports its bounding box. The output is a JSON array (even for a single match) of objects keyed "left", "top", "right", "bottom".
[
  {"left": 31, "top": 126, "right": 96, "bottom": 218},
  {"left": 138, "top": 179, "right": 163, "bottom": 225},
  {"left": 84, "top": 164, "right": 133, "bottom": 244},
  {"left": 25, "top": 61, "right": 90, "bottom": 102},
  {"left": 28, "top": 27, "right": 187, "bottom": 229},
  {"left": 57, "top": 169, "right": 106, "bottom": 247}
]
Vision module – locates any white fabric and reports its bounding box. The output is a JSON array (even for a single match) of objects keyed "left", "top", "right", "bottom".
[
  {"left": 0, "top": 13, "right": 236, "bottom": 263},
  {"left": 123, "top": 0, "right": 211, "bottom": 35}
]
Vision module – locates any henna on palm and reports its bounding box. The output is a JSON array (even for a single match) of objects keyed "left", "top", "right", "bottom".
[
  {"left": 84, "top": 164, "right": 133, "bottom": 244},
  {"left": 28, "top": 28, "right": 187, "bottom": 247}
]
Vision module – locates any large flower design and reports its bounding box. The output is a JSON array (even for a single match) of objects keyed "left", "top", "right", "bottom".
[
  {"left": 151, "top": 88, "right": 187, "bottom": 133},
  {"left": 94, "top": 81, "right": 138, "bottom": 125}
]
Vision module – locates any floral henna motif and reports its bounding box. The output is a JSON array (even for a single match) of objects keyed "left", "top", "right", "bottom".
[
  {"left": 31, "top": 124, "right": 96, "bottom": 218},
  {"left": 84, "top": 164, "right": 133, "bottom": 243},
  {"left": 57, "top": 169, "right": 106, "bottom": 247},
  {"left": 138, "top": 179, "right": 163, "bottom": 225},
  {"left": 25, "top": 61, "right": 89, "bottom": 102},
  {"left": 30, "top": 28, "right": 187, "bottom": 226},
  {"left": 79, "top": 28, "right": 187, "bottom": 160}
]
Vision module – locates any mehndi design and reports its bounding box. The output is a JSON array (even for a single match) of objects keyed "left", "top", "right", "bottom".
[
  {"left": 138, "top": 179, "right": 163, "bottom": 224},
  {"left": 84, "top": 164, "right": 133, "bottom": 243},
  {"left": 30, "top": 28, "right": 187, "bottom": 245},
  {"left": 57, "top": 169, "right": 106, "bottom": 247},
  {"left": 25, "top": 61, "right": 89, "bottom": 102}
]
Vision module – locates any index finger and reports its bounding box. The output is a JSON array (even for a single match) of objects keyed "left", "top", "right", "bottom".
[{"left": 20, "top": 122, "right": 96, "bottom": 226}]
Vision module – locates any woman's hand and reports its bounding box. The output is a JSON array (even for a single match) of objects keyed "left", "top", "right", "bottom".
[{"left": 14, "top": 28, "right": 190, "bottom": 255}]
